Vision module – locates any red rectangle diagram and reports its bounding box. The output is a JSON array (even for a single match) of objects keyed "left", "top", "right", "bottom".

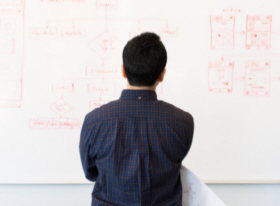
[
  {"left": 210, "top": 16, "right": 235, "bottom": 50},
  {"left": 246, "top": 16, "right": 272, "bottom": 50},
  {"left": 85, "top": 65, "right": 117, "bottom": 75},
  {"left": 0, "top": 0, "right": 23, "bottom": 6},
  {"left": 96, "top": 0, "right": 118, "bottom": 10},
  {"left": 159, "top": 27, "right": 178, "bottom": 38},
  {"left": 51, "top": 83, "right": 74, "bottom": 93},
  {"left": 0, "top": 39, "right": 15, "bottom": 53},
  {"left": 45, "top": 118, "right": 60, "bottom": 129},
  {"left": 208, "top": 61, "right": 234, "bottom": 93},
  {"left": 87, "top": 83, "right": 116, "bottom": 95},
  {"left": 60, "top": 118, "right": 81, "bottom": 129},
  {"left": 29, "top": 118, "right": 82, "bottom": 129},
  {"left": 61, "top": 27, "right": 85, "bottom": 38},
  {"left": 29, "top": 27, "right": 58, "bottom": 38},
  {"left": 29, "top": 119, "right": 46, "bottom": 129},
  {"left": 245, "top": 61, "right": 270, "bottom": 96}
]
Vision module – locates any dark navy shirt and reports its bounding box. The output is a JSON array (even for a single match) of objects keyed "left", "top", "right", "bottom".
[{"left": 80, "top": 89, "right": 194, "bottom": 206}]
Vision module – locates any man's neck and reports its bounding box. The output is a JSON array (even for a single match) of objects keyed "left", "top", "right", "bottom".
[{"left": 126, "top": 82, "right": 157, "bottom": 91}]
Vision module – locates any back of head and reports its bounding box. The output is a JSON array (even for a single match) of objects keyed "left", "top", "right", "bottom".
[{"left": 122, "top": 32, "right": 167, "bottom": 86}]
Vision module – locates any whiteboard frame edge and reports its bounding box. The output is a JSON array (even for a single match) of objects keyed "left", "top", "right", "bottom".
[
  {"left": 203, "top": 180, "right": 280, "bottom": 184},
  {"left": 1, "top": 180, "right": 280, "bottom": 184}
]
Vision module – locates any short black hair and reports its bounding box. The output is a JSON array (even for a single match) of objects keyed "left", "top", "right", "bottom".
[{"left": 122, "top": 32, "right": 167, "bottom": 86}]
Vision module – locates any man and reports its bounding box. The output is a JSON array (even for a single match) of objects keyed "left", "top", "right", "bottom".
[{"left": 80, "top": 32, "right": 194, "bottom": 206}]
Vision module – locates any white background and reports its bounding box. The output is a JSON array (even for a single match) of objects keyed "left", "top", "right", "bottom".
[{"left": 0, "top": 0, "right": 280, "bottom": 184}]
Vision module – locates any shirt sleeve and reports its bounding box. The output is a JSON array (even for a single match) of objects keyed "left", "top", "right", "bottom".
[
  {"left": 185, "top": 114, "right": 194, "bottom": 154},
  {"left": 79, "top": 114, "right": 98, "bottom": 182}
]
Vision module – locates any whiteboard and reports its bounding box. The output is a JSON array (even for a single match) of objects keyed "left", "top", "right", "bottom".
[{"left": 0, "top": 0, "right": 280, "bottom": 184}]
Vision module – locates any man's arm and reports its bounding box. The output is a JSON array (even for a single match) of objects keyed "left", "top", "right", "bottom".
[
  {"left": 185, "top": 114, "right": 194, "bottom": 154},
  {"left": 79, "top": 115, "right": 98, "bottom": 182}
]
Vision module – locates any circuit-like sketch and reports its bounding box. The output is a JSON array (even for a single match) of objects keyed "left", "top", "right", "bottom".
[
  {"left": 210, "top": 15, "right": 235, "bottom": 50},
  {"left": 246, "top": 16, "right": 272, "bottom": 50},
  {"left": 208, "top": 61, "right": 234, "bottom": 93},
  {"left": 209, "top": 11, "right": 280, "bottom": 96},
  {"left": 245, "top": 61, "right": 270, "bottom": 96}
]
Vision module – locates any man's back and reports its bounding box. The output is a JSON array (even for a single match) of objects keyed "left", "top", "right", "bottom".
[{"left": 80, "top": 90, "right": 194, "bottom": 206}]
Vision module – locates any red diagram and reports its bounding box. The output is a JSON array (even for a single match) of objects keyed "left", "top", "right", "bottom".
[
  {"left": 87, "top": 77, "right": 118, "bottom": 109},
  {"left": 159, "top": 27, "right": 179, "bottom": 38},
  {"left": 210, "top": 16, "right": 235, "bottom": 50},
  {"left": 50, "top": 98, "right": 72, "bottom": 117},
  {"left": 96, "top": 0, "right": 118, "bottom": 10},
  {"left": 246, "top": 16, "right": 272, "bottom": 50},
  {"left": 29, "top": 27, "right": 58, "bottom": 38},
  {"left": 29, "top": 95, "right": 83, "bottom": 129},
  {"left": 29, "top": 117, "right": 82, "bottom": 129},
  {"left": 0, "top": 19, "right": 16, "bottom": 33},
  {"left": 245, "top": 61, "right": 270, "bottom": 96},
  {"left": 85, "top": 65, "right": 118, "bottom": 75},
  {"left": 0, "top": 0, "right": 23, "bottom": 6},
  {"left": 208, "top": 61, "right": 234, "bottom": 93},
  {"left": 51, "top": 83, "right": 74, "bottom": 93},
  {"left": 89, "top": 90, "right": 114, "bottom": 109},
  {"left": 61, "top": 27, "right": 85, "bottom": 38},
  {"left": 88, "top": 31, "right": 122, "bottom": 59},
  {"left": 29, "top": 96, "right": 82, "bottom": 129},
  {"left": 87, "top": 82, "right": 116, "bottom": 96},
  {"left": 0, "top": 0, "right": 24, "bottom": 107}
]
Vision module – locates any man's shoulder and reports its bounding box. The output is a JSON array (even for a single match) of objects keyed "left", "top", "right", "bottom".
[
  {"left": 157, "top": 100, "right": 193, "bottom": 122},
  {"left": 85, "top": 98, "right": 193, "bottom": 124},
  {"left": 85, "top": 99, "right": 120, "bottom": 122}
]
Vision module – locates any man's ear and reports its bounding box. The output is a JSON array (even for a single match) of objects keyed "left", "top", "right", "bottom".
[
  {"left": 122, "top": 64, "right": 127, "bottom": 78},
  {"left": 158, "top": 68, "right": 166, "bottom": 82}
]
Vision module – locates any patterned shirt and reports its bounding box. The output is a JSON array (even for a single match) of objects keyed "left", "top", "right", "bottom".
[{"left": 80, "top": 89, "right": 194, "bottom": 206}]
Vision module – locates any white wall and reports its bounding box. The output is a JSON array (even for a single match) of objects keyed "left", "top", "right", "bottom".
[
  {"left": 1, "top": 184, "right": 280, "bottom": 206},
  {"left": 208, "top": 184, "right": 280, "bottom": 206}
]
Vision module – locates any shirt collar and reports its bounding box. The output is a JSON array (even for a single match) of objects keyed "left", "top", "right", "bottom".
[{"left": 120, "top": 89, "right": 157, "bottom": 101}]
